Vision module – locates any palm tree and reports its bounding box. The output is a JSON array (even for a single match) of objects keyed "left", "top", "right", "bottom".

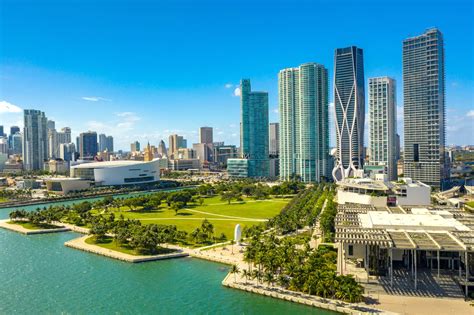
[
  {"left": 263, "top": 271, "right": 274, "bottom": 287},
  {"left": 230, "top": 239, "right": 235, "bottom": 254},
  {"left": 241, "top": 269, "right": 249, "bottom": 284},
  {"left": 230, "top": 264, "right": 239, "bottom": 283}
]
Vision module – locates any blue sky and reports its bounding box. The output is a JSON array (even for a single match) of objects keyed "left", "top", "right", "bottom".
[{"left": 0, "top": 0, "right": 473, "bottom": 150}]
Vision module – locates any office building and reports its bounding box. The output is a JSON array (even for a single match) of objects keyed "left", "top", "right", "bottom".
[
  {"left": 79, "top": 131, "right": 98, "bottom": 160},
  {"left": 332, "top": 46, "right": 365, "bottom": 181},
  {"left": 157, "top": 140, "right": 167, "bottom": 157},
  {"left": 23, "top": 109, "right": 48, "bottom": 170},
  {"left": 10, "top": 133, "right": 22, "bottom": 155},
  {"left": 99, "top": 134, "right": 108, "bottom": 152},
  {"left": 60, "top": 143, "right": 76, "bottom": 162},
  {"left": 213, "top": 143, "right": 238, "bottom": 167},
  {"left": 368, "top": 77, "right": 397, "bottom": 180},
  {"left": 47, "top": 120, "right": 55, "bottom": 131},
  {"left": 131, "top": 141, "right": 140, "bottom": 153},
  {"left": 169, "top": 134, "right": 186, "bottom": 158},
  {"left": 240, "top": 79, "right": 269, "bottom": 177},
  {"left": 0, "top": 126, "right": 4, "bottom": 137},
  {"left": 106, "top": 136, "right": 114, "bottom": 152},
  {"left": 8, "top": 126, "right": 21, "bottom": 154},
  {"left": 199, "top": 127, "right": 213, "bottom": 144},
  {"left": 269, "top": 123, "right": 280, "bottom": 178},
  {"left": 279, "top": 63, "right": 329, "bottom": 182},
  {"left": 227, "top": 158, "right": 249, "bottom": 178},
  {"left": 403, "top": 28, "right": 448, "bottom": 187},
  {"left": 193, "top": 143, "right": 212, "bottom": 164},
  {"left": 10, "top": 126, "right": 20, "bottom": 136}
]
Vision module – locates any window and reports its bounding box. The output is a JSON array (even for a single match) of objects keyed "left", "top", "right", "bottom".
[
  {"left": 124, "top": 176, "right": 155, "bottom": 183},
  {"left": 348, "top": 245, "right": 354, "bottom": 256},
  {"left": 413, "top": 144, "right": 420, "bottom": 162}
]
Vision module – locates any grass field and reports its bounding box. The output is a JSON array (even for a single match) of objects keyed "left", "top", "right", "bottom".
[
  {"left": 85, "top": 236, "right": 175, "bottom": 256},
  {"left": 97, "top": 196, "right": 290, "bottom": 238},
  {"left": 0, "top": 197, "right": 9, "bottom": 203}
]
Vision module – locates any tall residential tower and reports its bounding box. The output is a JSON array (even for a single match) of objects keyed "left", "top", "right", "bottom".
[
  {"left": 279, "top": 63, "right": 329, "bottom": 182},
  {"left": 240, "top": 79, "right": 269, "bottom": 177},
  {"left": 403, "top": 28, "right": 447, "bottom": 187},
  {"left": 368, "top": 77, "right": 397, "bottom": 180},
  {"left": 332, "top": 46, "right": 365, "bottom": 181},
  {"left": 23, "top": 109, "right": 48, "bottom": 170}
]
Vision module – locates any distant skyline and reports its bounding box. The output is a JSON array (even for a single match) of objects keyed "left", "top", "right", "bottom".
[{"left": 0, "top": 0, "right": 473, "bottom": 150}]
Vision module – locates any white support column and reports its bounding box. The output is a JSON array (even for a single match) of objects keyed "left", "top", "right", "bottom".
[
  {"left": 437, "top": 250, "right": 440, "bottom": 279},
  {"left": 390, "top": 248, "right": 393, "bottom": 287},
  {"left": 465, "top": 251, "right": 469, "bottom": 297},
  {"left": 366, "top": 244, "right": 369, "bottom": 284},
  {"left": 414, "top": 249, "right": 417, "bottom": 290}
]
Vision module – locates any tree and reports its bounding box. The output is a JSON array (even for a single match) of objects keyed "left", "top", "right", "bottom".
[
  {"left": 230, "top": 264, "right": 240, "bottom": 283},
  {"left": 220, "top": 191, "right": 235, "bottom": 205},
  {"left": 90, "top": 219, "right": 108, "bottom": 243}
]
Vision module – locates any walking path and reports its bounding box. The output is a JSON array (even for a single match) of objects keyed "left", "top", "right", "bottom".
[
  {"left": 138, "top": 217, "right": 263, "bottom": 222},
  {"left": 183, "top": 208, "right": 267, "bottom": 221}
]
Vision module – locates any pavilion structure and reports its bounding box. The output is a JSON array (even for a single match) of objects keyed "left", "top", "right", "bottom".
[{"left": 335, "top": 204, "right": 474, "bottom": 297}]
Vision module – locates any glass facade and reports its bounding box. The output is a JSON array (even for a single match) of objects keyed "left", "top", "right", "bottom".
[
  {"left": 332, "top": 46, "right": 365, "bottom": 181},
  {"left": 279, "top": 63, "right": 329, "bottom": 182},
  {"left": 403, "top": 28, "right": 448, "bottom": 187},
  {"left": 240, "top": 79, "right": 269, "bottom": 177}
]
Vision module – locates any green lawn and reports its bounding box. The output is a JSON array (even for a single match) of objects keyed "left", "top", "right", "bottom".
[
  {"left": 0, "top": 197, "right": 8, "bottom": 203},
  {"left": 85, "top": 236, "right": 176, "bottom": 256},
  {"left": 95, "top": 196, "right": 290, "bottom": 239},
  {"left": 7, "top": 221, "right": 61, "bottom": 230}
]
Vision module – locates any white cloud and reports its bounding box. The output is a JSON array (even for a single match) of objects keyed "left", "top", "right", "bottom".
[
  {"left": 0, "top": 100, "right": 22, "bottom": 113},
  {"left": 233, "top": 87, "right": 241, "bottom": 97},
  {"left": 82, "top": 96, "right": 111, "bottom": 102},
  {"left": 225, "top": 83, "right": 234, "bottom": 89},
  {"left": 272, "top": 107, "right": 279, "bottom": 114},
  {"left": 467, "top": 110, "right": 474, "bottom": 118}
]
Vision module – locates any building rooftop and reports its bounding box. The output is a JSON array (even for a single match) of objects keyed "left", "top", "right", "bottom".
[{"left": 71, "top": 159, "right": 155, "bottom": 169}]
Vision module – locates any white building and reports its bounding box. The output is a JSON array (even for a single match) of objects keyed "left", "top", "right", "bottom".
[
  {"left": 368, "top": 77, "right": 397, "bottom": 180},
  {"left": 337, "top": 175, "right": 431, "bottom": 207},
  {"left": 70, "top": 159, "right": 160, "bottom": 186}
]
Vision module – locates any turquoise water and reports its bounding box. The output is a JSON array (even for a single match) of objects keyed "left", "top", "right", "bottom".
[{"left": 0, "top": 199, "right": 336, "bottom": 314}]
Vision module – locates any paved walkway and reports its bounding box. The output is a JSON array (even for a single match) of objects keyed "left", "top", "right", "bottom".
[
  {"left": 0, "top": 219, "right": 70, "bottom": 235},
  {"left": 183, "top": 208, "right": 267, "bottom": 221}
]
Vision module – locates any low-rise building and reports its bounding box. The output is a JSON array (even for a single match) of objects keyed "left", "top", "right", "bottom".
[
  {"left": 168, "top": 158, "right": 200, "bottom": 171},
  {"left": 70, "top": 159, "right": 160, "bottom": 186},
  {"left": 227, "top": 158, "right": 249, "bottom": 178},
  {"left": 45, "top": 178, "right": 92, "bottom": 194},
  {"left": 336, "top": 175, "right": 431, "bottom": 207}
]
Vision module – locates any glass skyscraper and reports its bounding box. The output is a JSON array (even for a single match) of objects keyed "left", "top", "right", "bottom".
[
  {"left": 23, "top": 109, "right": 48, "bottom": 171},
  {"left": 403, "top": 28, "right": 447, "bottom": 187},
  {"left": 368, "top": 77, "right": 397, "bottom": 180},
  {"left": 332, "top": 46, "right": 365, "bottom": 181},
  {"left": 240, "top": 79, "right": 269, "bottom": 177},
  {"left": 79, "top": 131, "right": 98, "bottom": 160},
  {"left": 279, "top": 63, "right": 329, "bottom": 182}
]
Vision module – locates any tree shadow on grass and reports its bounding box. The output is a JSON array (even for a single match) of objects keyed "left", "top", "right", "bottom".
[{"left": 176, "top": 212, "right": 193, "bottom": 216}]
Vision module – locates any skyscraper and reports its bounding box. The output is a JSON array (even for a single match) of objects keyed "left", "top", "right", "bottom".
[
  {"left": 59, "top": 143, "right": 76, "bottom": 162},
  {"left": 279, "top": 63, "right": 329, "bottom": 182},
  {"left": 332, "top": 46, "right": 365, "bottom": 181},
  {"left": 10, "top": 126, "right": 20, "bottom": 136},
  {"left": 368, "top": 77, "right": 397, "bottom": 180},
  {"left": 79, "top": 131, "right": 98, "bottom": 160},
  {"left": 240, "top": 79, "right": 269, "bottom": 177},
  {"left": 106, "top": 136, "right": 114, "bottom": 152},
  {"left": 99, "top": 134, "right": 108, "bottom": 152},
  {"left": 157, "top": 140, "right": 167, "bottom": 157},
  {"left": 130, "top": 141, "right": 140, "bottom": 152},
  {"left": 169, "top": 134, "right": 186, "bottom": 158},
  {"left": 403, "top": 28, "right": 447, "bottom": 187},
  {"left": 0, "top": 126, "right": 4, "bottom": 137},
  {"left": 269, "top": 122, "right": 280, "bottom": 178},
  {"left": 23, "top": 109, "right": 48, "bottom": 170},
  {"left": 199, "top": 127, "right": 213, "bottom": 144}
]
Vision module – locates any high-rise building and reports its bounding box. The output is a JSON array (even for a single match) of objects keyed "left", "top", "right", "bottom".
[
  {"left": 59, "top": 143, "right": 76, "bottom": 162},
  {"left": 99, "top": 134, "right": 108, "bottom": 152},
  {"left": 403, "top": 28, "right": 447, "bottom": 187},
  {"left": 10, "top": 126, "right": 20, "bottom": 136},
  {"left": 199, "top": 127, "right": 213, "bottom": 144},
  {"left": 279, "top": 63, "right": 329, "bottom": 182},
  {"left": 169, "top": 134, "right": 186, "bottom": 158},
  {"left": 368, "top": 77, "right": 397, "bottom": 180},
  {"left": 144, "top": 142, "right": 154, "bottom": 162},
  {"left": 269, "top": 122, "right": 280, "bottom": 178},
  {"left": 0, "top": 126, "right": 4, "bottom": 137},
  {"left": 10, "top": 133, "right": 22, "bottom": 155},
  {"left": 23, "top": 109, "right": 48, "bottom": 170},
  {"left": 106, "top": 136, "right": 114, "bottom": 152},
  {"left": 157, "top": 140, "right": 167, "bottom": 157},
  {"left": 130, "top": 141, "right": 141, "bottom": 153},
  {"left": 79, "top": 131, "right": 98, "bottom": 160},
  {"left": 240, "top": 79, "right": 269, "bottom": 177},
  {"left": 48, "top": 127, "right": 72, "bottom": 159},
  {"left": 332, "top": 46, "right": 365, "bottom": 181},
  {"left": 47, "top": 120, "right": 55, "bottom": 131}
]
